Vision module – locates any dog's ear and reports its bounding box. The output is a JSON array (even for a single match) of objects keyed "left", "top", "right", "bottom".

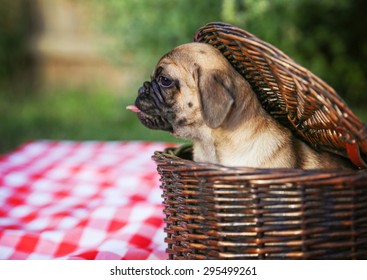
[{"left": 197, "top": 68, "right": 235, "bottom": 128}]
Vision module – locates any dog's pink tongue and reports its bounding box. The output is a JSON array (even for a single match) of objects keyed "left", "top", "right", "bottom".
[{"left": 126, "top": 105, "right": 141, "bottom": 113}]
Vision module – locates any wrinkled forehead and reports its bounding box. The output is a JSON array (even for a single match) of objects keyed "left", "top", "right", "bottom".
[
  {"left": 151, "top": 42, "right": 225, "bottom": 79},
  {"left": 151, "top": 49, "right": 194, "bottom": 79}
]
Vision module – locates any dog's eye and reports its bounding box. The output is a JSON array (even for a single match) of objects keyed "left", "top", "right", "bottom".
[{"left": 158, "top": 76, "right": 174, "bottom": 88}]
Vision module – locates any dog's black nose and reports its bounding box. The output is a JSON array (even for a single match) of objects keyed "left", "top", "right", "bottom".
[{"left": 138, "top": 81, "right": 152, "bottom": 96}]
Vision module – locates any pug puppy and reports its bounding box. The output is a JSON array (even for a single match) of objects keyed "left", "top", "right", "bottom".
[{"left": 127, "top": 42, "right": 353, "bottom": 169}]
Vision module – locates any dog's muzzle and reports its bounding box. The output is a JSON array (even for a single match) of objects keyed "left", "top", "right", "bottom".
[{"left": 131, "top": 80, "right": 174, "bottom": 132}]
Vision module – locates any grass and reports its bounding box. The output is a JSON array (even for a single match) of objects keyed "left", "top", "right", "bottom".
[
  {"left": 1, "top": 88, "right": 366, "bottom": 155},
  {"left": 0, "top": 89, "right": 179, "bottom": 154}
]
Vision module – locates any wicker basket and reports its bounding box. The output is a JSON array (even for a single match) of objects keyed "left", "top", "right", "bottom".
[
  {"left": 153, "top": 147, "right": 367, "bottom": 260},
  {"left": 152, "top": 22, "right": 367, "bottom": 259}
]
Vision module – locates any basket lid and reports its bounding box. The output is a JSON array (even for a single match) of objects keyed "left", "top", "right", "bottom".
[{"left": 194, "top": 22, "right": 367, "bottom": 169}]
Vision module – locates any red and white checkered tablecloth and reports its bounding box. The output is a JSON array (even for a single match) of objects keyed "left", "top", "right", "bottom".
[{"left": 0, "top": 141, "right": 172, "bottom": 260}]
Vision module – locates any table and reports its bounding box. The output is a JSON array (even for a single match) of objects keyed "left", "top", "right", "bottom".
[{"left": 0, "top": 141, "right": 171, "bottom": 259}]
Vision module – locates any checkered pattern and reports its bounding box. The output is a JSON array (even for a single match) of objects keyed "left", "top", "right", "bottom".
[{"left": 0, "top": 141, "right": 171, "bottom": 259}]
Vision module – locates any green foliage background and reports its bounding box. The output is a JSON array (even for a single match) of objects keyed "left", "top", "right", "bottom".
[
  {"left": 90, "top": 0, "right": 367, "bottom": 105},
  {"left": 1, "top": 0, "right": 366, "bottom": 153}
]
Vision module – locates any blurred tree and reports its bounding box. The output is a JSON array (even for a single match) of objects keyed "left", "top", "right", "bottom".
[
  {"left": 295, "top": 0, "right": 367, "bottom": 106},
  {"left": 0, "top": 0, "right": 38, "bottom": 91},
  {"left": 89, "top": 0, "right": 222, "bottom": 68}
]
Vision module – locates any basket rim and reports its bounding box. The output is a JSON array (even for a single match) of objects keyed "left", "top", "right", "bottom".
[{"left": 153, "top": 147, "right": 367, "bottom": 185}]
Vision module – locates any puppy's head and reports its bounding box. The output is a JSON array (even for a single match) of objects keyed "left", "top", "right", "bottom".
[{"left": 129, "top": 42, "right": 251, "bottom": 139}]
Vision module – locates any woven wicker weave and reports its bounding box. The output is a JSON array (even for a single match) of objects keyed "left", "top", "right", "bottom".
[
  {"left": 194, "top": 22, "right": 367, "bottom": 168},
  {"left": 153, "top": 147, "right": 367, "bottom": 260},
  {"left": 152, "top": 23, "right": 367, "bottom": 259}
]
